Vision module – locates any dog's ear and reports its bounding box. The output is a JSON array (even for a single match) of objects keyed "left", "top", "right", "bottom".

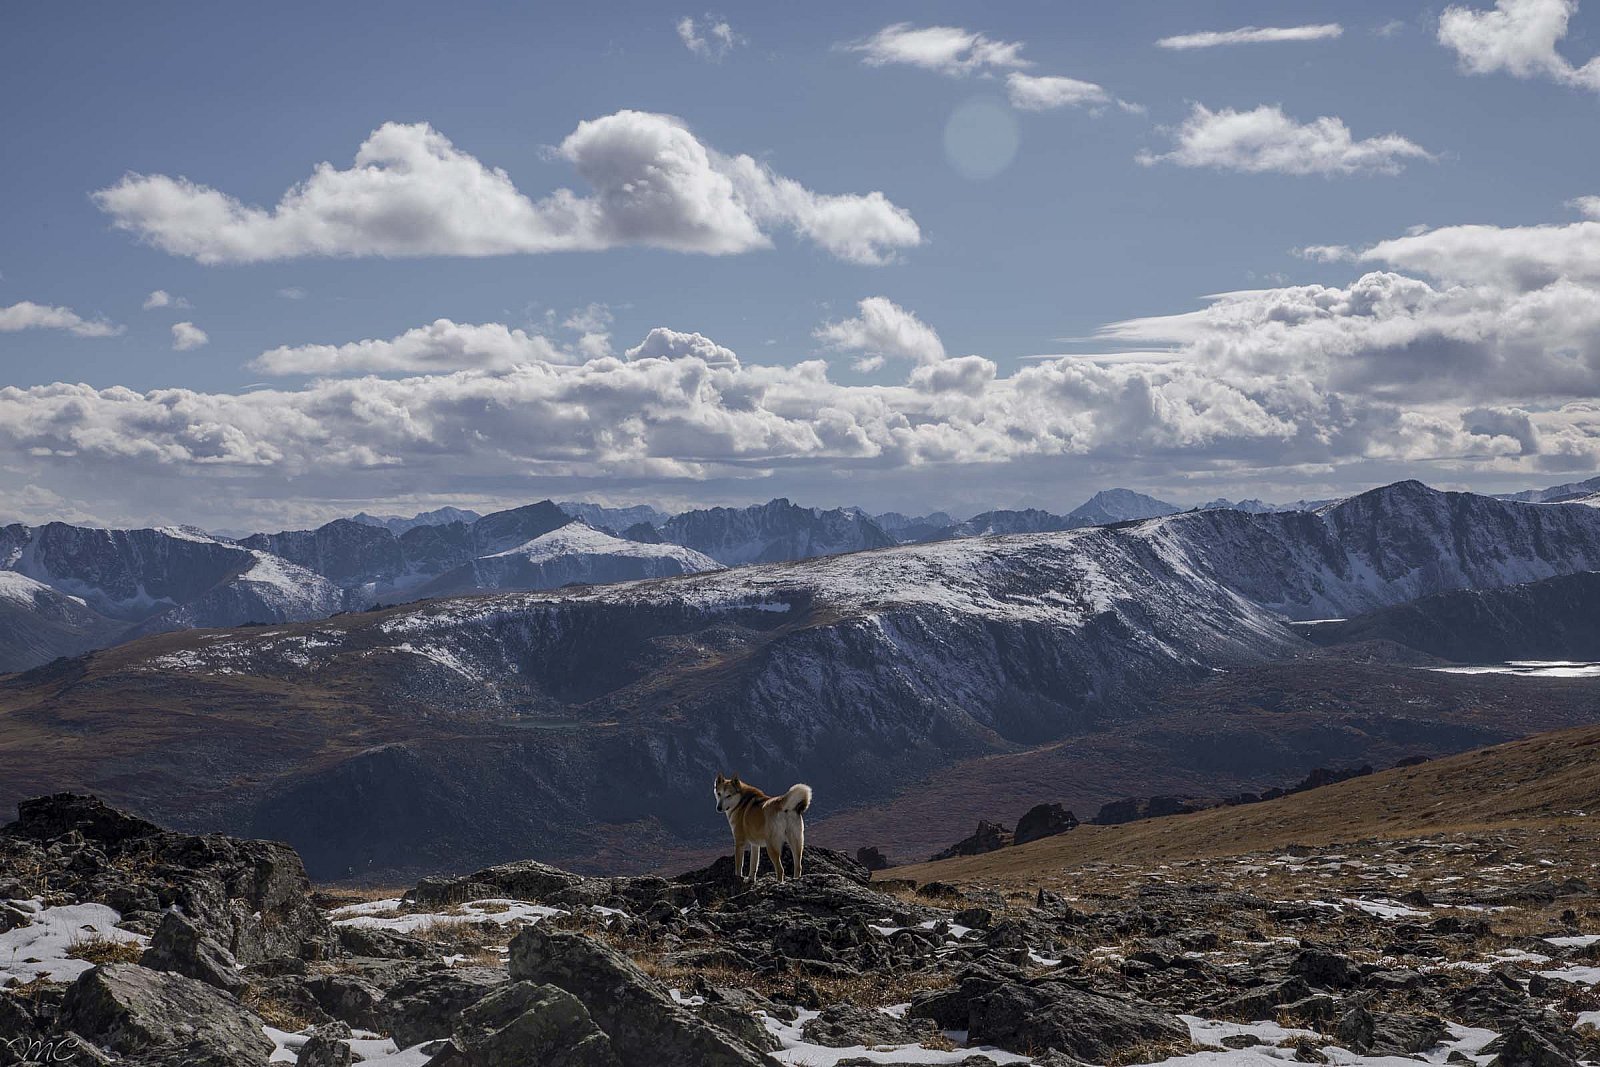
[{"left": 730, "top": 775, "right": 742, "bottom": 787}]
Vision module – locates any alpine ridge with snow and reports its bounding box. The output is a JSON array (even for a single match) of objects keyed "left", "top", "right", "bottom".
[{"left": 8, "top": 481, "right": 1600, "bottom": 876}]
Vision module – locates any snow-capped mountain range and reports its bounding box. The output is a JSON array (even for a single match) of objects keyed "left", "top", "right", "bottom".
[
  {"left": 9, "top": 479, "right": 1600, "bottom": 874},
  {"left": 0, "top": 479, "right": 1597, "bottom": 675}
]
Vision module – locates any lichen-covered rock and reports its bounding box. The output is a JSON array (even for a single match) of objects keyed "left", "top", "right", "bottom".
[
  {"left": 800, "top": 1003, "right": 940, "bottom": 1048},
  {"left": 451, "top": 981, "right": 622, "bottom": 1067},
  {"left": 140, "top": 910, "right": 244, "bottom": 993},
  {"left": 59, "top": 962, "right": 275, "bottom": 1066},
  {"left": 381, "top": 968, "right": 508, "bottom": 1048}
]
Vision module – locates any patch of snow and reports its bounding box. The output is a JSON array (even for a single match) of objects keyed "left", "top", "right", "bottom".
[
  {"left": 266, "top": 1027, "right": 430, "bottom": 1066},
  {"left": 763, "top": 1007, "right": 1030, "bottom": 1065},
  {"left": 1426, "top": 661, "right": 1600, "bottom": 678},
  {"left": 330, "top": 898, "right": 564, "bottom": 933},
  {"left": 0, "top": 899, "right": 148, "bottom": 985},
  {"left": 0, "top": 570, "right": 81, "bottom": 607},
  {"left": 1536, "top": 965, "right": 1600, "bottom": 986},
  {"left": 1546, "top": 934, "right": 1600, "bottom": 948},
  {"left": 1183, "top": 1016, "right": 1319, "bottom": 1047},
  {"left": 1340, "top": 897, "right": 1429, "bottom": 919}
]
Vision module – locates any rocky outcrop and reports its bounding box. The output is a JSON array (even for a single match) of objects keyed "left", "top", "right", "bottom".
[
  {"left": 1, "top": 793, "right": 334, "bottom": 965},
  {"left": 508, "top": 926, "right": 770, "bottom": 1066},
  {"left": 927, "top": 820, "right": 1012, "bottom": 861},
  {"left": 1013, "top": 802, "right": 1080, "bottom": 845},
  {"left": 443, "top": 981, "right": 623, "bottom": 1067}
]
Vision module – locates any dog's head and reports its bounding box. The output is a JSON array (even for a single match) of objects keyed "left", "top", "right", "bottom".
[{"left": 713, "top": 773, "right": 743, "bottom": 812}]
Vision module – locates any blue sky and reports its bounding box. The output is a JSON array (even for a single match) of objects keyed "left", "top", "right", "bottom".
[{"left": 3, "top": 0, "right": 1600, "bottom": 528}]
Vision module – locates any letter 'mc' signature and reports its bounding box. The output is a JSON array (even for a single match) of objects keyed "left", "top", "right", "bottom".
[{"left": 2, "top": 1035, "right": 91, "bottom": 1064}]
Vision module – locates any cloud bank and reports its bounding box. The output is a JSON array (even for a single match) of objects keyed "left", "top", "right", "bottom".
[
  {"left": 93, "top": 111, "right": 921, "bottom": 266},
  {"left": 10, "top": 191, "right": 1600, "bottom": 526}
]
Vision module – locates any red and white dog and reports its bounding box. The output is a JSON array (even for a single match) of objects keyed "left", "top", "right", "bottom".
[{"left": 713, "top": 773, "right": 812, "bottom": 884}]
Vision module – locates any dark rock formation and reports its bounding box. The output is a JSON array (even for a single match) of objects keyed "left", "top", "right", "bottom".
[
  {"left": 509, "top": 926, "right": 770, "bottom": 1066},
  {"left": 928, "top": 821, "right": 1012, "bottom": 861},
  {"left": 1013, "top": 803, "right": 1080, "bottom": 845}
]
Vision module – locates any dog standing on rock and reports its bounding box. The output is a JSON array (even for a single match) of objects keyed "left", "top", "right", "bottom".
[{"left": 713, "top": 773, "right": 812, "bottom": 884}]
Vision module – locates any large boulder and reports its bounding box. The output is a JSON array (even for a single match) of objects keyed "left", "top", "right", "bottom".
[
  {"left": 921, "top": 976, "right": 1188, "bottom": 1063},
  {"left": 801, "top": 1003, "right": 941, "bottom": 1048},
  {"left": 449, "top": 981, "right": 623, "bottom": 1067},
  {"left": 382, "top": 968, "right": 508, "bottom": 1047},
  {"left": 140, "top": 910, "right": 245, "bottom": 993},
  {"left": 1013, "top": 804, "right": 1079, "bottom": 846},
  {"left": 59, "top": 962, "right": 275, "bottom": 1066},
  {"left": 508, "top": 925, "right": 770, "bottom": 1067}
]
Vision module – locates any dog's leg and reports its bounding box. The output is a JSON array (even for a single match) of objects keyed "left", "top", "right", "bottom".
[
  {"left": 733, "top": 837, "right": 747, "bottom": 881},
  {"left": 792, "top": 822, "right": 805, "bottom": 879},
  {"left": 747, "top": 843, "right": 761, "bottom": 884},
  {"left": 766, "top": 842, "right": 785, "bottom": 883}
]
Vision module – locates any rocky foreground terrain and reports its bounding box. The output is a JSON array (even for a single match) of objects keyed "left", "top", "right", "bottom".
[{"left": 4, "top": 766, "right": 1600, "bottom": 1067}]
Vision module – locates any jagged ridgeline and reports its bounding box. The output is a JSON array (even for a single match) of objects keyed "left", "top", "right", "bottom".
[{"left": 5, "top": 481, "right": 1600, "bottom": 877}]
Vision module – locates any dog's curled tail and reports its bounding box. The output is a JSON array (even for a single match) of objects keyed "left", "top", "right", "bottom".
[{"left": 779, "top": 783, "right": 813, "bottom": 814}]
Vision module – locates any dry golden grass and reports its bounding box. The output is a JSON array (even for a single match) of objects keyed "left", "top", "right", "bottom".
[
  {"left": 1106, "top": 1038, "right": 1207, "bottom": 1067},
  {"left": 66, "top": 935, "right": 143, "bottom": 965},
  {"left": 893, "top": 722, "right": 1600, "bottom": 893},
  {"left": 243, "top": 988, "right": 313, "bottom": 1030}
]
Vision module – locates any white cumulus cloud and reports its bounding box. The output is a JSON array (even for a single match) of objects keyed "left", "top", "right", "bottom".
[
  {"left": 625, "top": 327, "right": 740, "bottom": 368},
  {"left": 171, "top": 322, "right": 209, "bottom": 350},
  {"left": 142, "top": 289, "right": 190, "bottom": 310},
  {"left": 815, "top": 297, "right": 947, "bottom": 370},
  {"left": 842, "top": 23, "right": 1029, "bottom": 76},
  {"left": 1438, "top": 0, "right": 1600, "bottom": 92},
  {"left": 1005, "top": 73, "right": 1112, "bottom": 111},
  {"left": 1156, "top": 24, "right": 1344, "bottom": 50},
  {"left": 0, "top": 301, "right": 122, "bottom": 337},
  {"left": 1139, "top": 104, "right": 1434, "bottom": 176},
  {"left": 93, "top": 112, "right": 921, "bottom": 266}
]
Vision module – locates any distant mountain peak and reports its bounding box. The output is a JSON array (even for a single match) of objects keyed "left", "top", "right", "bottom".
[{"left": 1064, "top": 488, "right": 1181, "bottom": 527}]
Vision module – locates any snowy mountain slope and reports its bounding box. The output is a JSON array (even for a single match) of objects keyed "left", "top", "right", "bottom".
[
  {"left": 241, "top": 500, "right": 575, "bottom": 600},
  {"left": 1129, "top": 481, "right": 1600, "bottom": 621},
  {"left": 0, "top": 523, "right": 349, "bottom": 671},
  {"left": 123, "top": 551, "right": 344, "bottom": 639},
  {"left": 657, "top": 498, "right": 895, "bottom": 565},
  {"left": 413, "top": 522, "right": 720, "bottom": 597},
  {"left": 0, "top": 522, "right": 260, "bottom": 620},
  {"left": 0, "top": 571, "right": 123, "bottom": 670}
]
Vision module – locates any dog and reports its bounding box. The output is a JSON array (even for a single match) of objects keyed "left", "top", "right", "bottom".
[{"left": 713, "top": 773, "right": 812, "bottom": 884}]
